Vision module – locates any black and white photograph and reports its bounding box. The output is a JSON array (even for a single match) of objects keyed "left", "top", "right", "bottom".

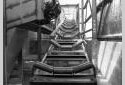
[{"left": 3, "top": 0, "right": 122, "bottom": 85}]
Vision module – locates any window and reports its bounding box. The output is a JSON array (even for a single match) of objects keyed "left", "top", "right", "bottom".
[{"left": 97, "top": 41, "right": 122, "bottom": 80}]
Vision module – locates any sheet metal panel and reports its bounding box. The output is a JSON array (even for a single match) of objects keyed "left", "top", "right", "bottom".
[
  {"left": 6, "top": 0, "right": 45, "bottom": 28},
  {"left": 5, "top": 29, "right": 28, "bottom": 81},
  {"left": 97, "top": 0, "right": 122, "bottom": 40}
]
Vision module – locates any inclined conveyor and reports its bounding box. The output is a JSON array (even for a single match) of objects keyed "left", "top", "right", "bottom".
[{"left": 30, "top": 18, "right": 97, "bottom": 85}]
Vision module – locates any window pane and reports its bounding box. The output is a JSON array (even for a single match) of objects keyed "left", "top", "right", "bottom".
[{"left": 100, "top": 42, "right": 114, "bottom": 76}]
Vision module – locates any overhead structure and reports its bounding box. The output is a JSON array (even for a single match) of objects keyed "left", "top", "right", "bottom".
[{"left": 6, "top": 0, "right": 61, "bottom": 34}]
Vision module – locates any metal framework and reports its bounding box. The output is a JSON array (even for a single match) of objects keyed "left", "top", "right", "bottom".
[{"left": 30, "top": 3, "right": 97, "bottom": 84}]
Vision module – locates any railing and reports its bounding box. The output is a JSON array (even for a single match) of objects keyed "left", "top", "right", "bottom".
[
  {"left": 81, "top": 0, "right": 93, "bottom": 39},
  {"left": 81, "top": 0, "right": 115, "bottom": 40}
]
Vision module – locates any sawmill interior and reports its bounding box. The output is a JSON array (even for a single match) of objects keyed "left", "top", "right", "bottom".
[{"left": 4, "top": 0, "right": 122, "bottom": 85}]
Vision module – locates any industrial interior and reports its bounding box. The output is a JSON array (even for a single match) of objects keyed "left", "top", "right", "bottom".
[{"left": 4, "top": 0, "right": 122, "bottom": 85}]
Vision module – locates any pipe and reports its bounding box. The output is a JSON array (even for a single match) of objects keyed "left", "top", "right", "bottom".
[
  {"left": 33, "top": 62, "right": 53, "bottom": 73},
  {"left": 73, "top": 62, "right": 94, "bottom": 73}
]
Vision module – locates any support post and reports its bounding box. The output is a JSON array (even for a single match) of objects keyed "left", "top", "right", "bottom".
[
  {"left": 81, "top": 0, "right": 85, "bottom": 38},
  {"left": 92, "top": 0, "right": 97, "bottom": 39},
  {"left": 92, "top": 0, "right": 98, "bottom": 69},
  {"left": 37, "top": 21, "right": 42, "bottom": 61}
]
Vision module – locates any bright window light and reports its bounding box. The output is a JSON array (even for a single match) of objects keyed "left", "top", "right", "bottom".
[
  {"left": 100, "top": 42, "right": 114, "bottom": 77},
  {"left": 59, "top": 0, "right": 81, "bottom": 5},
  {"left": 97, "top": 41, "right": 107, "bottom": 69},
  {"left": 97, "top": 41, "right": 122, "bottom": 82},
  {"left": 106, "top": 43, "right": 122, "bottom": 80}
]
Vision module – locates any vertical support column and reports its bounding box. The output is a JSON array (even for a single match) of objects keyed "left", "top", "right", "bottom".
[
  {"left": 4, "top": 0, "right": 7, "bottom": 84},
  {"left": 81, "top": 0, "right": 84, "bottom": 35},
  {"left": 92, "top": 0, "right": 97, "bottom": 68},
  {"left": 76, "top": 4, "right": 79, "bottom": 32},
  {"left": 77, "top": 4, "right": 80, "bottom": 39},
  {"left": 4, "top": 0, "right": 7, "bottom": 46},
  {"left": 92, "top": 0, "right": 97, "bottom": 39},
  {"left": 37, "top": 21, "right": 42, "bottom": 61},
  {"left": 36, "top": 0, "right": 45, "bottom": 61},
  {"left": 37, "top": 0, "right": 44, "bottom": 20}
]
